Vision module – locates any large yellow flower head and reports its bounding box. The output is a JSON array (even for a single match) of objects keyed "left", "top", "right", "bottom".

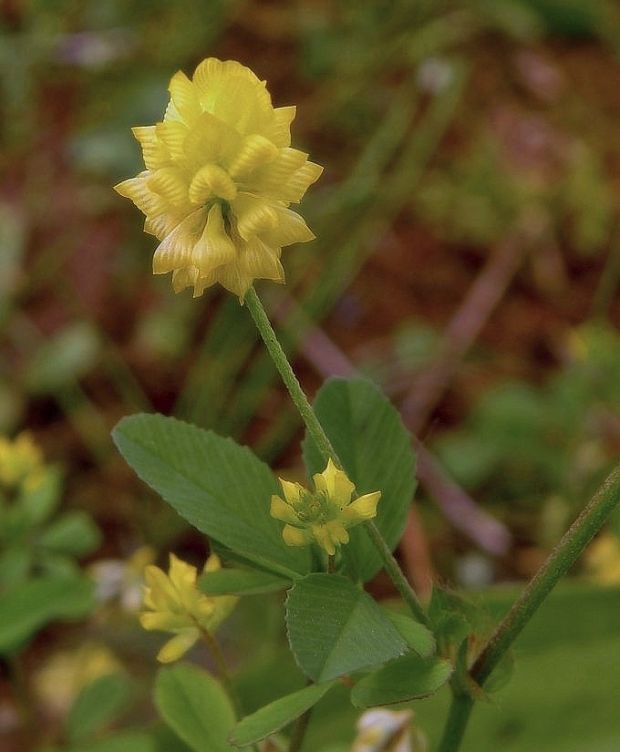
[
  {"left": 140, "top": 553, "right": 238, "bottom": 663},
  {"left": 115, "top": 58, "right": 322, "bottom": 300},
  {"left": 270, "top": 459, "right": 381, "bottom": 556}
]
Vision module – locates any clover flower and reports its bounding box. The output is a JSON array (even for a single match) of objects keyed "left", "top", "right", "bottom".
[
  {"left": 140, "top": 553, "right": 237, "bottom": 663},
  {"left": 585, "top": 533, "right": 620, "bottom": 585},
  {"left": 270, "top": 459, "right": 381, "bottom": 556},
  {"left": 0, "top": 432, "right": 44, "bottom": 492},
  {"left": 115, "top": 58, "right": 322, "bottom": 299}
]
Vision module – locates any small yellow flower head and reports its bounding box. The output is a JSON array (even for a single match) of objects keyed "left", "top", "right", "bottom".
[
  {"left": 35, "top": 642, "right": 122, "bottom": 716},
  {"left": 0, "top": 432, "right": 45, "bottom": 492},
  {"left": 270, "top": 459, "right": 381, "bottom": 556},
  {"left": 585, "top": 533, "right": 620, "bottom": 586},
  {"left": 115, "top": 58, "right": 322, "bottom": 300},
  {"left": 140, "top": 553, "right": 238, "bottom": 663}
]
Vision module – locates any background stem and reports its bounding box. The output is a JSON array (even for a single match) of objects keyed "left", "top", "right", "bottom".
[
  {"left": 437, "top": 462, "right": 620, "bottom": 751},
  {"left": 288, "top": 706, "right": 313, "bottom": 752}
]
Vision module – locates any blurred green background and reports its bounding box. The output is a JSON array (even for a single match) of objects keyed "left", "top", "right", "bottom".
[{"left": 1, "top": 1, "right": 620, "bottom": 750}]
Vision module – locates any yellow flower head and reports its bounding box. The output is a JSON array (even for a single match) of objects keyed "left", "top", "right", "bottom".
[
  {"left": 585, "top": 533, "right": 620, "bottom": 586},
  {"left": 115, "top": 58, "right": 322, "bottom": 300},
  {"left": 140, "top": 553, "right": 238, "bottom": 663},
  {"left": 270, "top": 459, "right": 381, "bottom": 556},
  {"left": 0, "top": 432, "right": 45, "bottom": 492},
  {"left": 35, "top": 642, "right": 122, "bottom": 715}
]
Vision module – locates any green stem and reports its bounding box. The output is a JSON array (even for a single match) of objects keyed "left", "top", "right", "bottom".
[
  {"left": 437, "top": 463, "right": 620, "bottom": 752},
  {"left": 200, "top": 630, "right": 243, "bottom": 718},
  {"left": 366, "top": 519, "right": 430, "bottom": 626},
  {"left": 245, "top": 287, "right": 339, "bottom": 467},
  {"left": 288, "top": 706, "right": 313, "bottom": 752},
  {"left": 245, "top": 287, "right": 428, "bottom": 625},
  {"left": 436, "top": 691, "right": 473, "bottom": 752}
]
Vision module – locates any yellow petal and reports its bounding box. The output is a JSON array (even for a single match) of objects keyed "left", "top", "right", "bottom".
[
  {"left": 132, "top": 126, "right": 169, "bottom": 170},
  {"left": 168, "top": 553, "right": 197, "bottom": 592},
  {"left": 267, "top": 106, "right": 296, "bottom": 148},
  {"left": 168, "top": 70, "right": 201, "bottom": 124},
  {"left": 279, "top": 478, "right": 303, "bottom": 507},
  {"left": 233, "top": 194, "right": 279, "bottom": 241},
  {"left": 264, "top": 207, "right": 315, "bottom": 248},
  {"left": 227, "top": 134, "right": 279, "bottom": 179},
  {"left": 152, "top": 207, "right": 207, "bottom": 275},
  {"left": 192, "top": 204, "right": 236, "bottom": 275},
  {"left": 191, "top": 268, "right": 219, "bottom": 297},
  {"left": 183, "top": 112, "right": 240, "bottom": 167},
  {"left": 238, "top": 237, "right": 285, "bottom": 283},
  {"left": 171, "top": 266, "right": 199, "bottom": 293},
  {"left": 155, "top": 120, "right": 189, "bottom": 161},
  {"left": 326, "top": 520, "right": 350, "bottom": 545},
  {"left": 143, "top": 586, "right": 156, "bottom": 611},
  {"left": 188, "top": 164, "right": 237, "bottom": 204},
  {"left": 278, "top": 161, "right": 323, "bottom": 203},
  {"left": 139, "top": 611, "right": 192, "bottom": 632},
  {"left": 250, "top": 148, "right": 307, "bottom": 198},
  {"left": 270, "top": 495, "right": 300, "bottom": 524},
  {"left": 255, "top": 160, "right": 323, "bottom": 204},
  {"left": 197, "top": 71, "right": 272, "bottom": 134},
  {"left": 342, "top": 491, "right": 381, "bottom": 524},
  {"left": 203, "top": 553, "right": 222, "bottom": 574},
  {"left": 115, "top": 173, "right": 167, "bottom": 217},
  {"left": 148, "top": 166, "right": 189, "bottom": 207},
  {"left": 192, "top": 58, "right": 261, "bottom": 98},
  {"left": 156, "top": 629, "right": 199, "bottom": 663},
  {"left": 213, "top": 262, "right": 251, "bottom": 300},
  {"left": 313, "top": 459, "right": 355, "bottom": 506},
  {"left": 143, "top": 566, "right": 178, "bottom": 611},
  {"left": 144, "top": 212, "right": 181, "bottom": 240},
  {"left": 191, "top": 596, "right": 216, "bottom": 623},
  {"left": 311, "top": 525, "right": 336, "bottom": 556},
  {"left": 282, "top": 525, "right": 313, "bottom": 547}
]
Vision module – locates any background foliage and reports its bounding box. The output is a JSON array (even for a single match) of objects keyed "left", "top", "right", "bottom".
[{"left": 1, "top": 0, "right": 620, "bottom": 750}]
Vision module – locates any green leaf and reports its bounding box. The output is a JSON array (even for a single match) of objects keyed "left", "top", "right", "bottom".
[
  {"left": 351, "top": 653, "right": 453, "bottom": 708},
  {"left": 39, "top": 511, "right": 101, "bottom": 557},
  {"left": 67, "top": 673, "right": 133, "bottom": 744},
  {"left": 151, "top": 726, "right": 194, "bottom": 752},
  {"left": 112, "top": 414, "right": 310, "bottom": 578},
  {"left": 21, "top": 467, "right": 62, "bottom": 525},
  {"left": 429, "top": 586, "right": 476, "bottom": 648},
  {"left": 484, "top": 650, "right": 515, "bottom": 694},
  {"left": 154, "top": 664, "right": 237, "bottom": 752},
  {"left": 66, "top": 731, "right": 155, "bottom": 752},
  {"left": 0, "top": 547, "right": 32, "bottom": 587},
  {"left": 230, "top": 682, "right": 336, "bottom": 747},
  {"left": 200, "top": 568, "right": 291, "bottom": 596},
  {"left": 0, "top": 575, "right": 94, "bottom": 654},
  {"left": 286, "top": 574, "right": 407, "bottom": 682},
  {"left": 302, "top": 378, "right": 416, "bottom": 582},
  {"left": 24, "top": 322, "right": 100, "bottom": 394},
  {"left": 384, "top": 609, "right": 436, "bottom": 658}
]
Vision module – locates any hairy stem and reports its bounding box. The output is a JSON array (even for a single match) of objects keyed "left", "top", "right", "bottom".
[
  {"left": 366, "top": 519, "right": 430, "bottom": 626},
  {"left": 245, "top": 287, "right": 339, "bottom": 467},
  {"left": 437, "top": 463, "right": 620, "bottom": 752},
  {"left": 245, "top": 287, "right": 428, "bottom": 625}
]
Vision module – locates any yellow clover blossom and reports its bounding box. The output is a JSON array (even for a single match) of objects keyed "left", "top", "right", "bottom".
[
  {"left": 0, "top": 432, "right": 45, "bottom": 491},
  {"left": 115, "top": 58, "right": 322, "bottom": 300},
  {"left": 140, "top": 552, "right": 237, "bottom": 663},
  {"left": 585, "top": 533, "right": 620, "bottom": 585},
  {"left": 270, "top": 459, "right": 381, "bottom": 556}
]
